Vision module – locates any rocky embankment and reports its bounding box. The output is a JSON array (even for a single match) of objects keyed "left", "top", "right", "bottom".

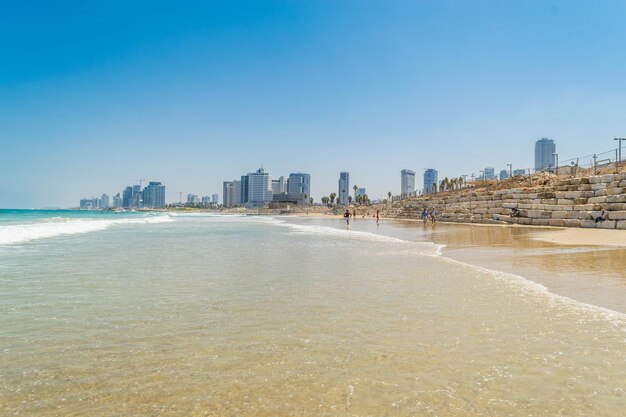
[{"left": 386, "top": 172, "right": 626, "bottom": 229}]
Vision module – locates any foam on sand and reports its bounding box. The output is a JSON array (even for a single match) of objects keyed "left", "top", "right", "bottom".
[{"left": 0, "top": 215, "right": 173, "bottom": 245}]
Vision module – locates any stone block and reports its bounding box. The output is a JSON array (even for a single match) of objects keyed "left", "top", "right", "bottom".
[
  {"left": 580, "top": 220, "right": 597, "bottom": 228},
  {"left": 580, "top": 177, "right": 590, "bottom": 184},
  {"left": 557, "top": 199, "right": 574, "bottom": 205},
  {"left": 518, "top": 218, "right": 532, "bottom": 225},
  {"left": 551, "top": 211, "right": 567, "bottom": 219},
  {"left": 569, "top": 178, "right": 581, "bottom": 185},
  {"left": 564, "top": 191, "right": 582, "bottom": 199},
  {"left": 548, "top": 219, "right": 565, "bottom": 227},
  {"left": 608, "top": 203, "right": 626, "bottom": 210},
  {"left": 588, "top": 196, "right": 607, "bottom": 204},
  {"left": 601, "top": 174, "right": 617, "bottom": 183},
  {"left": 594, "top": 190, "right": 607, "bottom": 197},
  {"left": 573, "top": 198, "right": 588, "bottom": 205},
  {"left": 564, "top": 219, "right": 581, "bottom": 227},
  {"left": 608, "top": 211, "right": 626, "bottom": 220},
  {"left": 588, "top": 176, "right": 602, "bottom": 184},
  {"left": 591, "top": 183, "right": 607, "bottom": 191},
  {"left": 578, "top": 184, "right": 592, "bottom": 191},
  {"left": 597, "top": 220, "right": 617, "bottom": 229},
  {"left": 606, "top": 188, "right": 624, "bottom": 195},
  {"left": 617, "top": 220, "right": 626, "bottom": 230},
  {"left": 607, "top": 195, "right": 626, "bottom": 203}
]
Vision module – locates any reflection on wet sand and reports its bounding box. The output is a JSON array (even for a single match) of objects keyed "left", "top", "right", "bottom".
[{"left": 390, "top": 221, "right": 626, "bottom": 313}]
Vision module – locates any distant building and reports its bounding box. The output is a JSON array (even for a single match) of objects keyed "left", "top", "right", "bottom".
[
  {"left": 423, "top": 169, "right": 438, "bottom": 194},
  {"left": 211, "top": 194, "right": 218, "bottom": 204},
  {"left": 79, "top": 198, "right": 94, "bottom": 209},
  {"left": 201, "top": 196, "right": 211, "bottom": 205},
  {"left": 338, "top": 172, "right": 350, "bottom": 205},
  {"left": 401, "top": 169, "right": 416, "bottom": 197},
  {"left": 122, "top": 186, "right": 133, "bottom": 208},
  {"left": 499, "top": 169, "right": 509, "bottom": 181},
  {"left": 247, "top": 168, "right": 273, "bottom": 205},
  {"left": 101, "top": 194, "right": 110, "bottom": 208},
  {"left": 513, "top": 169, "right": 526, "bottom": 176},
  {"left": 240, "top": 175, "right": 249, "bottom": 205},
  {"left": 272, "top": 193, "right": 306, "bottom": 205},
  {"left": 484, "top": 167, "right": 495, "bottom": 180},
  {"left": 142, "top": 182, "right": 165, "bottom": 208},
  {"left": 287, "top": 173, "right": 310, "bottom": 198},
  {"left": 271, "top": 176, "right": 286, "bottom": 195},
  {"left": 356, "top": 188, "right": 366, "bottom": 197},
  {"left": 222, "top": 181, "right": 234, "bottom": 207},
  {"left": 112, "top": 193, "right": 122, "bottom": 208},
  {"left": 535, "top": 138, "right": 556, "bottom": 172},
  {"left": 232, "top": 180, "right": 242, "bottom": 205}
]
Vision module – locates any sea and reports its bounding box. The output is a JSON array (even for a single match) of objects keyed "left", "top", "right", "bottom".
[{"left": 0, "top": 209, "right": 624, "bottom": 416}]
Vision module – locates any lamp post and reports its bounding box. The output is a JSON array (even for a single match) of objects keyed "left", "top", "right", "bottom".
[
  {"left": 615, "top": 138, "right": 625, "bottom": 171},
  {"left": 506, "top": 163, "right": 512, "bottom": 179},
  {"left": 552, "top": 153, "right": 559, "bottom": 176}
]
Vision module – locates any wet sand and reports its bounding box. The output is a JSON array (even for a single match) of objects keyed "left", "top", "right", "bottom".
[{"left": 405, "top": 221, "right": 626, "bottom": 314}]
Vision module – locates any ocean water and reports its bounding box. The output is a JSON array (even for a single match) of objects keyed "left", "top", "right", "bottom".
[{"left": 0, "top": 210, "right": 624, "bottom": 416}]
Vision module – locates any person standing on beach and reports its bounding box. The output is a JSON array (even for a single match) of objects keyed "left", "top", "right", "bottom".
[
  {"left": 430, "top": 207, "right": 437, "bottom": 224},
  {"left": 376, "top": 209, "right": 380, "bottom": 225},
  {"left": 421, "top": 208, "right": 428, "bottom": 226},
  {"left": 353, "top": 209, "right": 356, "bottom": 220},
  {"left": 344, "top": 209, "right": 351, "bottom": 226}
]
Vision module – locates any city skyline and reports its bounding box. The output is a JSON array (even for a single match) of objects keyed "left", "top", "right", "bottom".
[{"left": 2, "top": 1, "right": 626, "bottom": 208}]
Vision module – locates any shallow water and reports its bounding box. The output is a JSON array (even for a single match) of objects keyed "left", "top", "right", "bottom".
[{"left": 0, "top": 212, "right": 624, "bottom": 416}]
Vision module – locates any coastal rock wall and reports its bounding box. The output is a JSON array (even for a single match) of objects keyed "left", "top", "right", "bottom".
[{"left": 386, "top": 172, "right": 626, "bottom": 229}]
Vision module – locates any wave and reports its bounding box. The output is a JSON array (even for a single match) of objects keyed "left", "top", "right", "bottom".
[
  {"left": 0, "top": 216, "right": 173, "bottom": 245},
  {"left": 274, "top": 221, "right": 444, "bottom": 256}
]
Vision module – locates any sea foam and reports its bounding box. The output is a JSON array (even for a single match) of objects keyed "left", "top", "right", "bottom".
[{"left": 0, "top": 215, "right": 173, "bottom": 245}]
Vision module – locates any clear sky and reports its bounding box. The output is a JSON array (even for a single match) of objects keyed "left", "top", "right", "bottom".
[{"left": 2, "top": 0, "right": 626, "bottom": 208}]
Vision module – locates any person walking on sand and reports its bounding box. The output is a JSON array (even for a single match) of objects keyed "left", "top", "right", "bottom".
[
  {"left": 430, "top": 207, "right": 437, "bottom": 224},
  {"left": 421, "top": 208, "right": 428, "bottom": 226},
  {"left": 376, "top": 209, "right": 380, "bottom": 225},
  {"left": 353, "top": 209, "right": 357, "bottom": 220},
  {"left": 344, "top": 209, "right": 351, "bottom": 226}
]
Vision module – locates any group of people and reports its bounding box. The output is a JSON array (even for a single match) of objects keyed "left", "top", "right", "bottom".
[
  {"left": 421, "top": 207, "right": 437, "bottom": 225},
  {"left": 344, "top": 209, "right": 380, "bottom": 225}
]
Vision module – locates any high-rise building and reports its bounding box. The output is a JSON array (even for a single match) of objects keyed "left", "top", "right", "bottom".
[
  {"left": 499, "top": 169, "right": 509, "bottom": 181},
  {"left": 423, "top": 169, "right": 438, "bottom": 194},
  {"left": 400, "top": 169, "right": 416, "bottom": 197},
  {"left": 201, "top": 196, "right": 211, "bottom": 205},
  {"left": 240, "top": 175, "right": 249, "bottom": 205},
  {"left": 223, "top": 181, "right": 234, "bottom": 207},
  {"left": 338, "top": 172, "right": 350, "bottom": 205},
  {"left": 211, "top": 194, "right": 218, "bottom": 204},
  {"left": 101, "top": 194, "right": 110, "bottom": 208},
  {"left": 287, "top": 173, "right": 310, "bottom": 197},
  {"left": 187, "top": 194, "right": 200, "bottom": 204},
  {"left": 271, "top": 176, "right": 286, "bottom": 195},
  {"left": 142, "top": 182, "right": 165, "bottom": 208},
  {"left": 484, "top": 167, "right": 495, "bottom": 180},
  {"left": 112, "top": 193, "right": 122, "bottom": 208},
  {"left": 535, "top": 138, "right": 556, "bottom": 172},
  {"left": 513, "top": 169, "right": 526, "bottom": 176},
  {"left": 247, "top": 168, "right": 273, "bottom": 205},
  {"left": 356, "top": 188, "right": 366, "bottom": 197},
  {"left": 122, "top": 186, "right": 133, "bottom": 208},
  {"left": 232, "top": 180, "right": 242, "bottom": 205}
]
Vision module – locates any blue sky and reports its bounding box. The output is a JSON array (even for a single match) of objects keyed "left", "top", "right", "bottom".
[{"left": 2, "top": 0, "right": 626, "bottom": 207}]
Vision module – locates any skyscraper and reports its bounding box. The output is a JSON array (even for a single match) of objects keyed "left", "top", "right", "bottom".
[
  {"left": 271, "top": 176, "right": 286, "bottom": 195},
  {"left": 247, "top": 168, "right": 273, "bottom": 205},
  {"left": 101, "top": 194, "right": 110, "bottom": 208},
  {"left": 484, "top": 167, "right": 495, "bottom": 180},
  {"left": 122, "top": 186, "right": 133, "bottom": 208},
  {"left": 223, "top": 181, "right": 234, "bottom": 207},
  {"left": 211, "top": 194, "right": 218, "bottom": 204},
  {"left": 338, "top": 172, "right": 350, "bottom": 205},
  {"left": 400, "top": 169, "right": 415, "bottom": 197},
  {"left": 499, "top": 169, "right": 509, "bottom": 181},
  {"left": 142, "top": 182, "right": 165, "bottom": 208},
  {"left": 423, "top": 169, "right": 438, "bottom": 194},
  {"left": 232, "top": 180, "right": 242, "bottom": 205},
  {"left": 240, "top": 175, "right": 249, "bottom": 205},
  {"left": 112, "top": 193, "right": 122, "bottom": 208},
  {"left": 535, "top": 138, "right": 556, "bottom": 172},
  {"left": 287, "top": 173, "right": 310, "bottom": 197}
]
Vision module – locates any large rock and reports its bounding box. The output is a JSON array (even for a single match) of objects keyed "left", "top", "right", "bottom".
[
  {"left": 608, "top": 211, "right": 626, "bottom": 220},
  {"left": 616, "top": 220, "right": 626, "bottom": 230},
  {"left": 548, "top": 219, "right": 565, "bottom": 227},
  {"left": 597, "top": 220, "right": 617, "bottom": 229},
  {"left": 564, "top": 219, "right": 581, "bottom": 227}
]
